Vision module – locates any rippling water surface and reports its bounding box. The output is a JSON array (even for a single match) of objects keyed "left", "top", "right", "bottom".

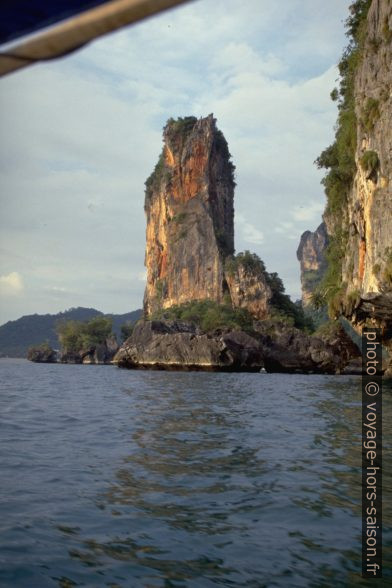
[{"left": 0, "top": 358, "right": 391, "bottom": 587}]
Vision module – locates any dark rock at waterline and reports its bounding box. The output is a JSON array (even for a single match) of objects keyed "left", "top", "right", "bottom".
[
  {"left": 28, "top": 336, "right": 119, "bottom": 365},
  {"left": 114, "top": 319, "right": 361, "bottom": 374},
  {"left": 27, "top": 345, "right": 59, "bottom": 363},
  {"left": 62, "top": 335, "right": 119, "bottom": 365},
  {"left": 253, "top": 320, "right": 360, "bottom": 374},
  {"left": 79, "top": 335, "right": 119, "bottom": 365},
  {"left": 341, "top": 358, "right": 363, "bottom": 375},
  {"left": 114, "top": 320, "right": 264, "bottom": 371}
]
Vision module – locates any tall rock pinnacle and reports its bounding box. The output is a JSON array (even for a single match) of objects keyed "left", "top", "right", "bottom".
[
  {"left": 143, "top": 115, "right": 235, "bottom": 316},
  {"left": 296, "top": 222, "right": 328, "bottom": 307}
]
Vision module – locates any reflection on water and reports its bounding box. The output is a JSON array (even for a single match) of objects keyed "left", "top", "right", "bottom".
[{"left": 0, "top": 361, "right": 391, "bottom": 587}]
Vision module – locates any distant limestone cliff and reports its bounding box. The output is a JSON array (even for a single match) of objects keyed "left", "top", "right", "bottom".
[
  {"left": 298, "top": 0, "right": 392, "bottom": 373},
  {"left": 296, "top": 222, "right": 328, "bottom": 308}
]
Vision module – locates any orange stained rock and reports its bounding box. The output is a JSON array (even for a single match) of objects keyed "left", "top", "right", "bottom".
[
  {"left": 165, "top": 146, "right": 175, "bottom": 167},
  {"left": 359, "top": 239, "right": 366, "bottom": 281},
  {"left": 159, "top": 251, "right": 168, "bottom": 279},
  {"left": 181, "top": 267, "right": 189, "bottom": 291}
]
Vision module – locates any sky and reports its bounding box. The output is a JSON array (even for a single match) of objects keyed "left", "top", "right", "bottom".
[{"left": 0, "top": 0, "right": 352, "bottom": 325}]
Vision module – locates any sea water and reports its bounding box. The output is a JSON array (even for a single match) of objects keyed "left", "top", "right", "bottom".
[{"left": 0, "top": 358, "right": 391, "bottom": 587}]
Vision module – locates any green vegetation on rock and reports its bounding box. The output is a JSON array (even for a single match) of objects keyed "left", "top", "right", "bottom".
[
  {"left": 314, "top": 0, "right": 372, "bottom": 317},
  {"left": 383, "top": 247, "right": 392, "bottom": 284},
  {"left": 165, "top": 116, "right": 198, "bottom": 139},
  {"left": 145, "top": 116, "right": 199, "bottom": 202},
  {"left": 315, "top": 320, "right": 344, "bottom": 340},
  {"left": 56, "top": 316, "right": 113, "bottom": 353},
  {"left": 266, "top": 273, "right": 314, "bottom": 332},
  {"left": 120, "top": 322, "right": 134, "bottom": 342},
  {"left": 304, "top": 305, "right": 329, "bottom": 331},
  {"left": 226, "top": 251, "right": 314, "bottom": 331},
  {"left": 0, "top": 307, "right": 142, "bottom": 358},
  {"left": 152, "top": 299, "right": 253, "bottom": 333},
  {"left": 302, "top": 269, "right": 323, "bottom": 289},
  {"left": 145, "top": 150, "right": 171, "bottom": 204},
  {"left": 360, "top": 149, "right": 379, "bottom": 173},
  {"left": 346, "top": 289, "right": 361, "bottom": 314},
  {"left": 30, "top": 340, "right": 52, "bottom": 353},
  {"left": 225, "top": 250, "right": 266, "bottom": 276},
  {"left": 361, "top": 97, "right": 380, "bottom": 131},
  {"left": 27, "top": 341, "right": 54, "bottom": 359}
]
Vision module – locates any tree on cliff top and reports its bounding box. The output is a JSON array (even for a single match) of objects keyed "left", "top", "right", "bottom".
[{"left": 165, "top": 116, "right": 198, "bottom": 138}]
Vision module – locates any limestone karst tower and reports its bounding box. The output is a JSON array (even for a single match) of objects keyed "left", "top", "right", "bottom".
[
  {"left": 143, "top": 114, "right": 274, "bottom": 320},
  {"left": 143, "top": 115, "right": 235, "bottom": 316}
]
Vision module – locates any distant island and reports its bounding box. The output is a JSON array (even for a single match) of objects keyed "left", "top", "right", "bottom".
[{"left": 0, "top": 307, "right": 142, "bottom": 358}]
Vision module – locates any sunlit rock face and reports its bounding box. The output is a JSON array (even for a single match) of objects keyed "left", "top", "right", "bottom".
[
  {"left": 344, "top": 0, "right": 392, "bottom": 301},
  {"left": 339, "top": 0, "right": 392, "bottom": 372},
  {"left": 301, "top": 0, "right": 392, "bottom": 374},
  {"left": 296, "top": 222, "right": 328, "bottom": 307},
  {"left": 143, "top": 115, "right": 235, "bottom": 316},
  {"left": 225, "top": 262, "right": 272, "bottom": 320}
]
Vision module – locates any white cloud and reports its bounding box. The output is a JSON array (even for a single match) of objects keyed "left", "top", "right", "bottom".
[
  {"left": 292, "top": 201, "right": 324, "bottom": 222},
  {"left": 0, "top": 272, "right": 24, "bottom": 295},
  {"left": 236, "top": 213, "right": 264, "bottom": 245},
  {"left": 48, "top": 286, "right": 68, "bottom": 293},
  {"left": 210, "top": 42, "right": 285, "bottom": 78}
]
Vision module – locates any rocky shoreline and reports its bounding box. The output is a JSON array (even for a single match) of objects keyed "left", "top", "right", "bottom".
[
  {"left": 27, "top": 336, "right": 118, "bottom": 365},
  {"left": 27, "top": 318, "right": 366, "bottom": 374},
  {"left": 113, "top": 319, "right": 362, "bottom": 375}
]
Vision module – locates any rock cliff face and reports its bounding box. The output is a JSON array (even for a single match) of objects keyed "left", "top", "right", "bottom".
[
  {"left": 144, "top": 115, "right": 235, "bottom": 316},
  {"left": 301, "top": 0, "right": 392, "bottom": 372},
  {"left": 341, "top": 0, "right": 392, "bottom": 334},
  {"left": 225, "top": 258, "right": 272, "bottom": 320},
  {"left": 296, "top": 222, "right": 328, "bottom": 307}
]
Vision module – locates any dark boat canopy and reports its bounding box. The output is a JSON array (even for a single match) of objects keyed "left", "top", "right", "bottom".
[
  {"left": 0, "top": 0, "right": 191, "bottom": 77},
  {"left": 0, "top": 1, "right": 110, "bottom": 45}
]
